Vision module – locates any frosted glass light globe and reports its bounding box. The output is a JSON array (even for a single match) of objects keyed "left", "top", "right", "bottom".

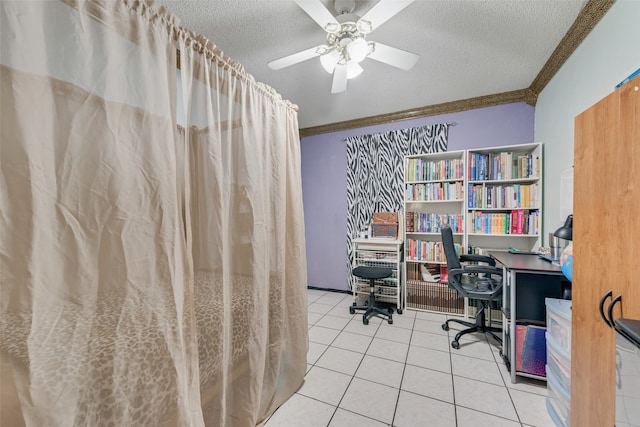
[
  {"left": 347, "top": 37, "right": 368, "bottom": 63},
  {"left": 320, "top": 50, "right": 340, "bottom": 73}
]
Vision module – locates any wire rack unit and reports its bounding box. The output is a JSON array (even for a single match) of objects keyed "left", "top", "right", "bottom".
[{"left": 351, "top": 238, "right": 404, "bottom": 314}]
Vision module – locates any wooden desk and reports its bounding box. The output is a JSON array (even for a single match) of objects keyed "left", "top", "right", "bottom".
[{"left": 489, "top": 251, "right": 566, "bottom": 383}]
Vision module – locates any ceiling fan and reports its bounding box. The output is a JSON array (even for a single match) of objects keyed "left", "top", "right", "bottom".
[{"left": 268, "top": 0, "right": 419, "bottom": 94}]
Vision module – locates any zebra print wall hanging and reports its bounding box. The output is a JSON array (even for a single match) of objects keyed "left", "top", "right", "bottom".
[{"left": 344, "top": 124, "right": 449, "bottom": 289}]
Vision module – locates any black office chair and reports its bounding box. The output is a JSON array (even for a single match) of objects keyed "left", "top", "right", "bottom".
[
  {"left": 349, "top": 266, "right": 394, "bottom": 325},
  {"left": 440, "top": 225, "right": 503, "bottom": 349}
]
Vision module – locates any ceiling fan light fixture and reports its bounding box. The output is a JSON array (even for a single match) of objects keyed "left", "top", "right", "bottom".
[
  {"left": 346, "top": 37, "right": 368, "bottom": 63},
  {"left": 271, "top": 0, "right": 419, "bottom": 93},
  {"left": 320, "top": 50, "right": 341, "bottom": 73}
]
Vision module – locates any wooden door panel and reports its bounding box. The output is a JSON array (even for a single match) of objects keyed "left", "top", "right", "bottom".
[
  {"left": 617, "top": 76, "right": 640, "bottom": 320},
  {"left": 572, "top": 75, "right": 640, "bottom": 427},
  {"left": 572, "top": 88, "right": 619, "bottom": 427}
]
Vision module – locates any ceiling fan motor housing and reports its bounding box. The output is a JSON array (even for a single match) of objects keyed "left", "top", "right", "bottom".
[
  {"left": 334, "top": 0, "right": 356, "bottom": 15},
  {"left": 324, "top": 13, "right": 372, "bottom": 63}
]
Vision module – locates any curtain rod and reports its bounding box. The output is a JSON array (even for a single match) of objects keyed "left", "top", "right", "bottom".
[
  {"left": 342, "top": 122, "right": 457, "bottom": 142},
  {"left": 342, "top": 122, "right": 458, "bottom": 142}
]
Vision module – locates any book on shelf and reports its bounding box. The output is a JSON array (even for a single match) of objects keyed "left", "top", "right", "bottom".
[
  {"left": 406, "top": 239, "right": 462, "bottom": 262},
  {"left": 468, "top": 151, "right": 540, "bottom": 181},
  {"left": 439, "top": 265, "right": 448, "bottom": 284},
  {"left": 406, "top": 157, "right": 464, "bottom": 182},
  {"left": 516, "top": 210, "right": 524, "bottom": 234},
  {"left": 470, "top": 210, "right": 539, "bottom": 235},
  {"left": 405, "top": 212, "right": 463, "bottom": 233},
  {"left": 405, "top": 182, "right": 464, "bottom": 202},
  {"left": 468, "top": 183, "right": 538, "bottom": 209},
  {"left": 467, "top": 245, "right": 491, "bottom": 255},
  {"left": 405, "top": 278, "right": 463, "bottom": 313}
]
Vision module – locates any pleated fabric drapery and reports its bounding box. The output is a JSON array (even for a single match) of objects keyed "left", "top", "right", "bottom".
[
  {"left": 0, "top": 1, "right": 307, "bottom": 426},
  {"left": 176, "top": 25, "right": 308, "bottom": 426}
]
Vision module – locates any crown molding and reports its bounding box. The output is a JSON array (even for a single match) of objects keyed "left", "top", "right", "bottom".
[
  {"left": 299, "top": 89, "right": 532, "bottom": 138},
  {"left": 529, "top": 0, "right": 614, "bottom": 95},
  {"left": 299, "top": 0, "right": 613, "bottom": 139}
]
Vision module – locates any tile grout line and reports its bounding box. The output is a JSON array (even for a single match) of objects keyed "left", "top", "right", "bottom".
[
  {"left": 302, "top": 290, "right": 549, "bottom": 427},
  {"left": 390, "top": 310, "right": 418, "bottom": 426},
  {"left": 326, "top": 297, "right": 385, "bottom": 426},
  {"left": 309, "top": 291, "right": 387, "bottom": 426}
]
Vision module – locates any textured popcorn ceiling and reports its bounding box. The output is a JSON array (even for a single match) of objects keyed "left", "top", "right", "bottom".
[{"left": 157, "top": 0, "right": 588, "bottom": 130}]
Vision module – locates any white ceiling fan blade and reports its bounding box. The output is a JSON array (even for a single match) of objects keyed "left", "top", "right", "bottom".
[
  {"left": 295, "top": 0, "right": 340, "bottom": 32},
  {"left": 358, "top": 0, "right": 415, "bottom": 33},
  {"left": 368, "top": 42, "right": 419, "bottom": 70},
  {"left": 268, "top": 46, "right": 322, "bottom": 70},
  {"left": 331, "top": 64, "right": 348, "bottom": 94}
]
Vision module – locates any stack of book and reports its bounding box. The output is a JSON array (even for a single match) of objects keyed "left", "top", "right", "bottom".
[{"left": 405, "top": 263, "right": 464, "bottom": 313}]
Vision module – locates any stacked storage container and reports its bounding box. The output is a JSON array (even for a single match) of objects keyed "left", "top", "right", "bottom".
[{"left": 545, "top": 298, "right": 572, "bottom": 427}]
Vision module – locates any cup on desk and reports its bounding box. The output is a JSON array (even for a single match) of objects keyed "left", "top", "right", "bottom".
[{"left": 549, "top": 233, "right": 562, "bottom": 259}]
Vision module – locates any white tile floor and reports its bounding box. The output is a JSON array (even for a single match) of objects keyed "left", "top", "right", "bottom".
[{"left": 264, "top": 288, "right": 556, "bottom": 427}]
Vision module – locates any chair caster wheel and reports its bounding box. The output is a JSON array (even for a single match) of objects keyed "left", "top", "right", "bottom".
[
  {"left": 397, "top": 309, "right": 403, "bottom": 314},
  {"left": 349, "top": 306, "right": 355, "bottom": 315},
  {"left": 442, "top": 323, "right": 449, "bottom": 331},
  {"left": 388, "top": 318, "right": 393, "bottom": 325},
  {"left": 363, "top": 316, "right": 369, "bottom": 325},
  {"left": 451, "top": 340, "right": 460, "bottom": 349}
]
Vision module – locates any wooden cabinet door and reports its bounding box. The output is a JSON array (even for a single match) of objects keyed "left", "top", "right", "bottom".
[
  {"left": 617, "top": 77, "right": 640, "bottom": 319},
  {"left": 572, "top": 75, "right": 640, "bottom": 427}
]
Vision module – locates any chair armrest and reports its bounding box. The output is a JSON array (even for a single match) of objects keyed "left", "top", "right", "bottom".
[
  {"left": 460, "top": 254, "right": 497, "bottom": 266},
  {"left": 450, "top": 265, "right": 503, "bottom": 277}
]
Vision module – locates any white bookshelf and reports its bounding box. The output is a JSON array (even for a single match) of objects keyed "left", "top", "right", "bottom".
[
  {"left": 466, "top": 142, "right": 543, "bottom": 254},
  {"left": 403, "top": 150, "right": 466, "bottom": 314},
  {"left": 402, "top": 143, "right": 544, "bottom": 315}
]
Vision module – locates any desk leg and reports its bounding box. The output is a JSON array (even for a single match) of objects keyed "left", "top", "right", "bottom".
[
  {"left": 509, "top": 270, "right": 517, "bottom": 383},
  {"left": 501, "top": 268, "right": 517, "bottom": 384},
  {"left": 501, "top": 264, "right": 507, "bottom": 362}
]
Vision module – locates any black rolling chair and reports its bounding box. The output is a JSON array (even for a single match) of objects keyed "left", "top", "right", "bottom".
[
  {"left": 440, "top": 225, "right": 503, "bottom": 349},
  {"left": 349, "top": 266, "right": 394, "bottom": 325}
]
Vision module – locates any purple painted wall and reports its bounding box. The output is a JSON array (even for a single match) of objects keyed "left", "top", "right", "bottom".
[{"left": 300, "top": 102, "right": 534, "bottom": 290}]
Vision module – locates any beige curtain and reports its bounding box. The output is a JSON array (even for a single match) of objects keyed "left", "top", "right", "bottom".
[
  {"left": 0, "top": 1, "right": 307, "bottom": 426},
  {"left": 176, "top": 20, "right": 308, "bottom": 427}
]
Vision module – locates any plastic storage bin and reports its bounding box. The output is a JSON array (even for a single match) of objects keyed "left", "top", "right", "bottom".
[
  {"left": 547, "top": 364, "right": 571, "bottom": 427},
  {"left": 546, "top": 334, "right": 571, "bottom": 391},
  {"left": 545, "top": 298, "right": 572, "bottom": 354},
  {"left": 546, "top": 398, "right": 567, "bottom": 427}
]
